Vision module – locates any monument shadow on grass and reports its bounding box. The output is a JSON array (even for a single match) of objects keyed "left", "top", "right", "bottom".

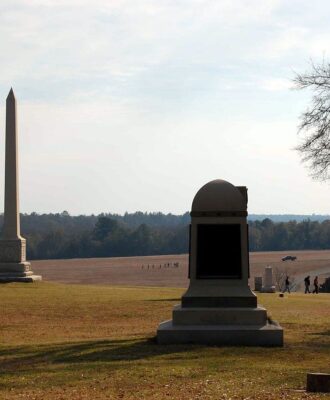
[
  {"left": 1, "top": 329, "right": 297, "bottom": 375},
  {"left": 306, "top": 329, "right": 330, "bottom": 348},
  {"left": 0, "top": 338, "right": 203, "bottom": 371}
]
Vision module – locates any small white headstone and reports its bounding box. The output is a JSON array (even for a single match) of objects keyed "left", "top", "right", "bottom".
[{"left": 261, "top": 266, "right": 275, "bottom": 293}]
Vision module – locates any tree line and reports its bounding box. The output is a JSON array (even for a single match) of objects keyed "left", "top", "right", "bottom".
[
  {"left": 19, "top": 212, "right": 189, "bottom": 260},
  {"left": 1, "top": 212, "right": 330, "bottom": 260},
  {"left": 249, "top": 218, "right": 330, "bottom": 251}
]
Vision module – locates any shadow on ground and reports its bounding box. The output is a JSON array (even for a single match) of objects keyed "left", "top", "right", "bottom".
[
  {"left": 0, "top": 338, "right": 202, "bottom": 372},
  {"left": 304, "top": 328, "right": 330, "bottom": 350},
  {"left": 308, "top": 329, "right": 330, "bottom": 337}
]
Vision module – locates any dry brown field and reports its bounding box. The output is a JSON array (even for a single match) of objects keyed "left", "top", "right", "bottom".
[
  {"left": 1, "top": 254, "right": 330, "bottom": 399},
  {"left": 31, "top": 250, "right": 330, "bottom": 289}
]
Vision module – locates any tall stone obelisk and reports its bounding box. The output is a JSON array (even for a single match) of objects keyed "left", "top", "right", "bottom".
[{"left": 0, "top": 89, "right": 41, "bottom": 282}]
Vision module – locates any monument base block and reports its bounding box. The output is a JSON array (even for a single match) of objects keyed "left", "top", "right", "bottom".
[
  {"left": 0, "top": 262, "right": 42, "bottom": 283},
  {"left": 157, "top": 319, "right": 283, "bottom": 346},
  {"left": 157, "top": 304, "right": 283, "bottom": 346}
]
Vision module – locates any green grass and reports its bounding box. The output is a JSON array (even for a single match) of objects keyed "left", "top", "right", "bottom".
[{"left": 0, "top": 282, "right": 329, "bottom": 399}]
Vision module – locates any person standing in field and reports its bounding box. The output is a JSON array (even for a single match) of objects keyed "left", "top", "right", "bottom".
[
  {"left": 283, "top": 276, "right": 291, "bottom": 293},
  {"left": 304, "top": 275, "right": 311, "bottom": 293},
  {"left": 313, "top": 276, "right": 319, "bottom": 294}
]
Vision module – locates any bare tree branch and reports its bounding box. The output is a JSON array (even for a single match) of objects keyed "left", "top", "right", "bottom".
[{"left": 293, "top": 59, "right": 330, "bottom": 180}]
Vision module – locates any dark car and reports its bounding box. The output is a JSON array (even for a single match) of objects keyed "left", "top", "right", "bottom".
[{"left": 281, "top": 255, "right": 297, "bottom": 261}]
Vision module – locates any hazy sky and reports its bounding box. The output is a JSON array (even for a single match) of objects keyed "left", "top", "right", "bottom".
[{"left": 1, "top": 0, "right": 330, "bottom": 215}]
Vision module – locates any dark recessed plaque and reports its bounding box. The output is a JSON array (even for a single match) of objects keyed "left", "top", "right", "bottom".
[{"left": 196, "top": 224, "right": 242, "bottom": 279}]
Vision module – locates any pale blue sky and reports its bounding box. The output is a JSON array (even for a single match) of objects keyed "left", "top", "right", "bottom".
[{"left": 1, "top": 0, "right": 330, "bottom": 215}]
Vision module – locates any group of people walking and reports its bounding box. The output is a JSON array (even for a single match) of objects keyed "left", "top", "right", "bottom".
[
  {"left": 304, "top": 275, "right": 319, "bottom": 294},
  {"left": 283, "top": 275, "right": 319, "bottom": 293}
]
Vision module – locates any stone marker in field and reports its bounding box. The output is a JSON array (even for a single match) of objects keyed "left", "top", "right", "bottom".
[
  {"left": 0, "top": 89, "right": 41, "bottom": 282},
  {"left": 261, "top": 266, "right": 276, "bottom": 293},
  {"left": 307, "top": 373, "right": 330, "bottom": 393},
  {"left": 157, "top": 179, "right": 283, "bottom": 346},
  {"left": 254, "top": 276, "right": 262, "bottom": 291}
]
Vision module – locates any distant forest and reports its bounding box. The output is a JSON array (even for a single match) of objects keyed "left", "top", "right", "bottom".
[{"left": 1, "top": 212, "right": 330, "bottom": 260}]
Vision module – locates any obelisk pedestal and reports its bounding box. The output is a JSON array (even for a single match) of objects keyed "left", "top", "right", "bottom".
[{"left": 0, "top": 89, "right": 41, "bottom": 282}]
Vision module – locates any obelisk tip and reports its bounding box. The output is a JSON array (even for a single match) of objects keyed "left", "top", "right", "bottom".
[{"left": 7, "top": 88, "right": 15, "bottom": 101}]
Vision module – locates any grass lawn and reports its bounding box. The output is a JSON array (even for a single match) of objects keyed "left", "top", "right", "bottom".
[{"left": 0, "top": 282, "right": 329, "bottom": 399}]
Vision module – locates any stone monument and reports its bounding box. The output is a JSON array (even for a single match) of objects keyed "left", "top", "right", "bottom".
[
  {"left": 254, "top": 276, "right": 262, "bottom": 291},
  {"left": 261, "top": 266, "right": 275, "bottom": 293},
  {"left": 0, "top": 89, "right": 41, "bottom": 282},
  {"left": 157, "top": 179, "right": 283, "bottom": 346}
]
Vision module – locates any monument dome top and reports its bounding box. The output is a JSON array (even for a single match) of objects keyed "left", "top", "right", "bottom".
[{"left": 191, "top": 179, "right": 246, "bottom": 213}]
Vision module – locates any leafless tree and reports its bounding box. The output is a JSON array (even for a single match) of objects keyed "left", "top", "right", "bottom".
[
  {"left": 273, "top": 266, "right": 297, "bottom": 292},
  {"left": 293, "top": 59, "right": 330, "bottom": 179}
]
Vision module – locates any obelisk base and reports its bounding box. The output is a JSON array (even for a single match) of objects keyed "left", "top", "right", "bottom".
[
  {"left": 0, "top": 238, "right": 42, "bottom": 283},
  {"left": 0, "top": 261, "right": 42, "bottom": 283}
]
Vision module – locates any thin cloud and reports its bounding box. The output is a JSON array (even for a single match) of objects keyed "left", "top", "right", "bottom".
[{"left": 260, "top": 78, "right": 291, "bottom": 91}]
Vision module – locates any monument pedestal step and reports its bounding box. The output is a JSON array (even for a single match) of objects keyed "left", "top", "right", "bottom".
[
  {"left": 157, "top": 319, "right": 283, "bottom": 346},
  {"left": 173, "top": 305, "right": 268, "bottom": 326},
  {"left": 0, "top": 262, "right": 42, "bottom": 283},
  {"left": 0, "top": 274, "right": 42, "bottom": 283},
  {"left": 0, "top": 261, "right": 31, "bottom": 273}
]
